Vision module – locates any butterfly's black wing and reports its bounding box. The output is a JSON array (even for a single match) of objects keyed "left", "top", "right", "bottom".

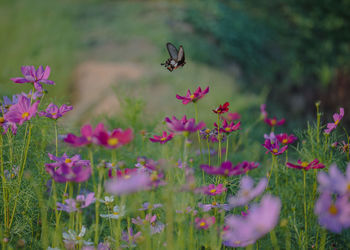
[
  {"left": 177, "top": 45, "right": 185, "bottom": 65},
  {"left": 166, "top": 42, "right": 178, "bottom": 61}
]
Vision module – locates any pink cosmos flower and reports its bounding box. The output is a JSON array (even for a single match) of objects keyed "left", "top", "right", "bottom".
[
  {"left": 200, "top": 184, "right": 226, "bottom": 196},
  {"left": 121, "top": 228, "right": 142, "bottom": 248},
  {"left": 96, "top": 128, "right": 133, "bottom": 149},
  {"left": 276, "top": 133, "right": 297, "bottom": 145},
  {"left": 4, "top": 96, "right": 39, "bottom": 125},
  {"left": 47, "top": 153, "right": 89, "bottom": 167},
  {"left": 198, "top": 202, "right": 231, "bottom": 212},
  {"left": 201, "top": 161, "right": 258, "bottom": 177},
  {"left": 286, "top": 159, "right": 325, "bottom": 171},
  {"left": 264, "top": 117, "right": 285, "bottom": 127},
  {"left": 213, "top": 102, "right": 229, "bottom": 114},
  {"left": 45, "top": 161, "right": 91, "bottom": 183},
  {"left": 228, "top": 176, "right": 267, "bottom": 207},
  {"left": 57, "top": 192, "right": 95, "bottom": 213},
  {"left": 11, "top": 65, "right": 55, "bottom": 91},
  {"left": 317, "top": 163, "right": 350, "bottom": 195},
  {"left": 176, "top": 86, "right": 209, "bottom": 104},
  {"left": 39, "top": 103, "right": 73, "bottom": 119},
  {"left": 324, "top": 107, "right": 344, "bottom": 134},
  {"left": 0, "top": 116, "right": 17, "bottom": 135},
  {"left": 262, "top": 139, "right": 288, "bottom": 155},
  {"left": 64, "top": 123, "right": 105, "bottom": 147},
  {"left": 165, "top": 115, "right": 205, "bottom": 133},
  {"left": 149, "top": 131, "right": 174, "bottom": 144},
  {"left": 195, "top": 216, "right": 216, "bottom": 230},
  {"left": 132, "top": 214, "right": 165, "bottom": 234},
  {"left": 223, "top": 195, "right": 281, "bottom": 247},
  {"left": 105, "top": 172, "right": 151, "bottom": 195},
  {"left": 215, "top": 119, "right": 241, "bottom": 134}
]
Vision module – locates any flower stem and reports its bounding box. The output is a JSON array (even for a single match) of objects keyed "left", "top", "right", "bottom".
[
  {"left": 303, "top": 170, "right": 308, "bottom": 243},
  {"left": 319, "top": 229, "right": 327, "bottom": 250},
  {"left": 217, "top": 114, "right": 222, "bottom": 165},
  {"left": 0, "top": 132, "right": 9, "bottom": 233},
  {"left": 225, "top": 136, "right": 229, "bottom": 161},
  {"left": 207, "top": 138, "right": 210, "bottom": 166},
  {"left": 316, "top": 101, "right": 321, "bottom": 144},
  {"left": 270, "top": 229, "right": 280, "bottom": 250},
  {"left": 194, "top": 102, "right": 203, "bottom": 161}
]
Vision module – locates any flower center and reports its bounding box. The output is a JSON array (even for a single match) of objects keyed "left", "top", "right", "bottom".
[
  {"left": 199, "top": 222, "right": 206, "bottom": 227},
  {"left": 272, "top": 148, "right": 278, "bottom": 153},
  {"left": 335, "top": 119, "right": 339, "bottom": 125},
  {"left": 242, "top": 190, "right": 250, "bottom": 197},
  {"left": 210, "top": 189, "right": 217, "bottom": 194},
  {"left": 271, "top": 119, "right": 277, "bottom": 126},
  {"left": 76, "top": 236, "right": 81, "bottom": 240},
  {"left": 224, "top": 169, "right": 229, "bottom": 176},
  {"left": 51, "top": 112, "right": 57, "bottom": 116},
  {"left": 190, "top": 94, "right": 195, "bottom": 100},
  {"left": 65, "top": 158, "right": 72, "bottom": 163},
  {"left": 22, "top": 112, "right": 29, "bottom": 119},
  {"left": 150, "top": 172, "right": 159, "bottom": 181},
  {"left": 301, "top": 162, "right": 308, "bottom": 168},
  {"left": 0, "top": 117, "right": 4, "bottom": 123},
  {"left": 108, "top": 138, "right": 119, "bottom": 146},
  {"left": 347, "top": 183, "right": 350, "bottom": 191},
  {"left": 282, "top": 139, "right": 288, "bottom": 144},
  {"left": 113, "top": 212, "right": 119, "bottom": 215},
  {"left": 205, "top": 129, "right": 211, "bottom": 133},
  {"left": 328, "top": 204, "right": 338, "bottom": 215},
  {"left": 212, "top": 201, "right": 217, "bottom": 206},
  {"left": 225, "top": 127, "right": 231, "bottom": 132},
  {"left": 160, "top": 137, "right": 167, "bottom": 141}
]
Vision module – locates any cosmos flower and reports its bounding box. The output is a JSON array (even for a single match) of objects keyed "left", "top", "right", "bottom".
[
  {"left": 47, "top": 153, "right": 89, "bottom": 167},
  {"left": 200, "top": 184, "right": 227, "bottom": 196},
  {"left": 213, "top": 102, "right": 229, "bottom": 114},
  {"left": 39, "top": 103, "right": 73, "bottom": 119},
  {"left": 108, "top": 168, "right": 137, "bottom": 179},
  {"left": 105, "top": 172, "right": 151, "bottom": 196},
  {"left": 223, "top": 195, "right": 281, "bottom": 247},
  {"left": 324, "top": 107, "right": 344, "bottom": 134},
  {"left": 4, "top": 96, "right": 39, "bottom": 125},
  {"left": 317, "top": 163, "right": 350, "bottom": 195},
  {"left": 215, "top": 119, "right": 241, "bottom": 134},
  {"left": 121, "top": 228, "right": 142, "bottom": 248},
  {"left": 20, "top": 90, "right": 42, "bottom": 101},
  {"left": 57, "top": 193, "right": 95, "bottom": 213},
  {"left": 1, "top": 95, "right": 18, "bottom": 113},
  {"left": 201, "top": 161, "right": 258, "bottom": 177},
  {"left": 276, "top": 133, "right": 297, "bottom": 145},
  {"left": 132, "top": 214, "right": 165, "bottom": 234},
  {"left": 45, "top": 160, "right": 91, "bottom": 183},
  {"left": 314, "top": 192, "right": 350, "bottom": 233},
  {"left": 100, "top": 205, "right": 125, "bottom": 219},
  {"left": 195, "top": 216, "right": 216, "bottom": 230},
  {"left": 262, "top": 139, "right": 288, "bottom": 155},
  {"left": 264, "top": 117, "right": 285, "bottom": 127},
  {"left": 228, "top": 176, "right": 267, "bottom": 207},
  {"left": 165, "top": 115, "right": 205, "bottom": 133},
  {"left": 176, "top": 86, "right": 209, "bottom": 104},
  {"left": 11, "top": 65, "right": 55, "bottom": 91},
  {"left": 149, "top": 131, "right": 174, "bottom": 144},
  {"left": 286, "top": 159, "right": 325, "bottom": 171},
  {"left": 96, "top": 128, "right": 133, "bottom": 149},
  {"left": 63, "top": 226, "right": 93, "bottom": 248},
  {"left": 64, "top": 123, "right": 105, "bottom": 147},
  {"left": 99, "top": 196, "right": 114, "bottom": 205},
  {"left": 0, "top": 116, "right": 17, "bottom": 135},
  {"left": 198, "top": 202, "right": 230, "bottom": 212}
]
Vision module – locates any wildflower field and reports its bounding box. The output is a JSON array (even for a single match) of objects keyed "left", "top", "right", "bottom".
[{"left": 1, "top": 64, "right": 350, "bottom": 250}]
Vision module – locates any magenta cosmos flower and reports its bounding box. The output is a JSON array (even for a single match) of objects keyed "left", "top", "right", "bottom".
[
  {"left": 64, "top": 123, "right": 105, "bottom": 147},
  {"left": 149, "top": 131, "right": 174, "bottom": 144},
  {"left": 324, "top": 107, "right": 344, "bottom": 134},
  {"left": 48, "top": 153, "right": 89, "bottom": 167},
  {"left": 57, "top": 192, "right": 95, "bottom": 213},
  {"left": 314, "top": 192, "right": 350, "bottom": 233},
  {"left": 223, "top": 195, "right": 281, "bottom": 247},
  {"left": 11, "top": 65, "right": 55, "bottom": 91},
  {"left": 286, "top": 159, "right": 325, "bottom": 171},
  {"left": 228, "top": 176, "right": 267, "bottom": 207},
  {"left": 264, "top": 117, "right": 285, "bottom": 127},
  {"left": 213, "top": 102, "right": 229, "bottom": 114},
  {"left": 195, "top": 216, "right": 216, "bottom": 230},
  {"left": 4, "top": 96, "right": 39, "bottom": 125},
  {"left": 262, "top": 139, "right": 288, "bottom": 155},
  {"left": 176, "top": 86, "right": 209, "bottom": 104},
  {"left": 97, "top": 128, "right": 133, "bottom": 149},
  {"left": 39, "top": 103, "right": 73, "bottom": 119},
  {"left": 276, "top": 133, "right": 297, "bottom": 145},
  {"left": 317, "top": 163, "right": 350, "bottom": 195},
  {"left": 201, "top": 161, "right": 258, "bottom": 177},
  {"left": 165, "top": 115, "right": 205, "bottom": 133},
  {"left": 45, "top": 160, "right": 92, "bottom": 183},
  {"left": 105, "top": 172, "right": 151, "bottom": 195},
  {"left": 215, "top": 119, "right": 241, "bottom": 134},
  {"left": 200, "top": 183, "right": 227, "bottom": 196}
]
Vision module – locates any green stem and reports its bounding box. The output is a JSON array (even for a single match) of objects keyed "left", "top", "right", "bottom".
[
  {"left": 316, "top": 102, "right": 321, "bottom": 144},
  {"left": 270, "top": 229, "right": 280, "bottom": 250},
  {"left": 225, "top": 135, "right": 229, "bottom": 161},
  {"left": 217, "top": 114, "right": 222, "bottom": 165},
  {"left": 207, "top": 138, "right": 210, "bottom": 166},
  {"left": 183, "top": 132, "right": 189, "bottom": 166},
  {"left": 194, "top": 102, "right": 203, "bottom": 162},
  {"left": 54, "top": 121, "right": 58, "bottom": 157},
  {"left": 319, "top": 229, "right": 327, "bottom": 250},
  {"left": 303, "top": 170, "right": 307, "bottom": 244},
  {"left": 0, "top": 132, "right": 9, "bottom": 233}
]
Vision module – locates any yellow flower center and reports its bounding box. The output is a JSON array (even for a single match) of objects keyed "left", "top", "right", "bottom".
[
  {"left": 22, "top": 112, "right": 29, "bottom": 119},
  {"left": 160, "top": 137, "right": 167, "bottom": 141},
  {"left": 113, "top": 212, "right": 119, "bottom": 215},
  {"left": 212, "top": 201, "right": 217, "bottom": 206},
  {"left": 210, "top": 189, "right": 217, "bottom": 194},
  {"left": 271, "top": 119, "right": 277, "bottom": 126},
  {"left": 52, "top": 112, "right": 57, "bottom": 116},
  {"left": 0, "top": 117, "right": 4, "bottom": 123},
  {"left": 328, "top": 204, "right": 338, "bottom": 215},
  {"left": 205, "top": 129, "right": 211, "bottom": 134},
  {"left": 225, "top": 127, "right": 231, "bottom": 132},
  {"left": 108, "top": 138, "right": 119, "bottom": 146},
  {"left": 272, "top": 148, "right": 278, "bottom": 153},
  {"left": 27, "top": 94, "right": 32, "bottom": 98},
  {"left": 65, "top": 158, "right": 72, "bottom": 163},
  {"left": 282, "top": 139, "right": 288, "bottom": 144},
  {"left": 87, "top": 136, "right": 92, "bottom": 141},
  {"left": 242, "top": 190, "right": 250, "bottom": 197},
  {"left": 347, "top": 183, "right": 350, "bottom": 191},
  {"left": 224, "top": 169, "right": 229, "bottom": 175},
  {"left": 301, "top": 162, "right": 308, "bottom": 168},
  {"left": 124, "top": 175, "right": 131, "bottom": 179},
  {"left": 199, "top": 222, "right": 206, "bottom": 227},
  {"left": 335, "top": 119, "right": 339, "bottom": 125},
  {"left": 190, "top": 94, "right": 195, "bottom": 99},
  {"left": 150, "top": 172, "right": 158, "bottom": 181}
]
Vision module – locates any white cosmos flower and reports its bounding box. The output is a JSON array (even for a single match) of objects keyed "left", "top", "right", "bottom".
[
  {"left": 99, "top": 196, "right": 114, "bottom": 205},
  {"left": 100, "top": 205, "right": 126, "bottom": 219}
]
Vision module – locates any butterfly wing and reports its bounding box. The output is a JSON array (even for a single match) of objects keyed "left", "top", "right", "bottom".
[
  {"left": 166, "top": 42, "right": 178, "bottom": 61},
  {"left": 177, "top": 45, "right": 185, "bottom": 65}
]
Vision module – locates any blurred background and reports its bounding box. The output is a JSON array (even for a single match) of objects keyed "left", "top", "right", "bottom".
[{"left": 1, "top": 0, "right": 350, "bottom": 127}]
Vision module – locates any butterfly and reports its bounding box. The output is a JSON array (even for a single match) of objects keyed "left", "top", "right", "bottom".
[{"left": 161, "top": 42, "right": 186, "bottom": 72}]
